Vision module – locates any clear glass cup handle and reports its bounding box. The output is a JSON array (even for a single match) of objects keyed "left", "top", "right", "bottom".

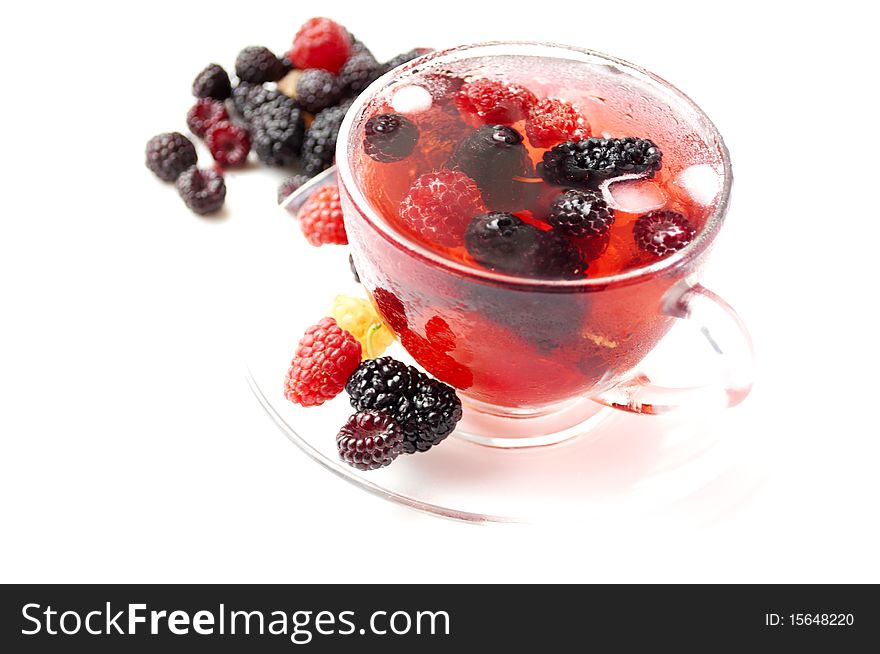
[{"left": 591, "top": 282, "right": 755, "bottom": 415}]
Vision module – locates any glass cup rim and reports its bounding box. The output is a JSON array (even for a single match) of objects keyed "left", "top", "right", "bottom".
[{"left": 336, "top": 40, "right": 732, "bottom": 290}]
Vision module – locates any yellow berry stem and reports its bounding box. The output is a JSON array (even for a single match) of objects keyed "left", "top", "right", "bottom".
[{"left": 365, "top": 321, "right": 385, "bottom": 360}]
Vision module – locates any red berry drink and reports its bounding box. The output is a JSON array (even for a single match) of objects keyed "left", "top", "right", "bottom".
[{"left": 338, "top": 43, "right": 728, "bottom": 419}]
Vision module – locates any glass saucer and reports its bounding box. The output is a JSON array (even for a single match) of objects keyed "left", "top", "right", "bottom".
[{"left": 243, "top": 236, "right": 762, "bottom": 524}]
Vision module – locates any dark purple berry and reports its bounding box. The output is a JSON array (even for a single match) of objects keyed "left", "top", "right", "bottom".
[
  {"left": 336, "top": 410, "right": 404, "bottom": 471},
  {"left": 235, "top": 46, "right": 285, "bottom": 84},
  {"left": 465, "top": 212, "right": 586, "bottom": 279},
  {"left": 301, "top": 100, "right": 353, "bottom": 176},
  {"left": 295, "top": 68, "right": 342, "bottom": 113},
  {"left": 192, "top": 64, "right": 232, "bottom": 100},
  {"left": 145, "top": 132, "right": 197, "bottom": 182},
  {"left": 547, "top": 189, "right": 615, "bottom": 237},
  {"left": 339, "top": 52, "right": 382, "bottom": 96},
  {"left": 538, "top": 137, "right": 662, "bottom": 188},
  {"left": 176, "top": 167, "right": 226, "bottom": 215},
  {"left": 464, "top": 212, "right": 542, "bottom": 275},
  {"left": 250, "top": 95, "right": 305, "bottom": 166},
  {"left": 633, "top": 210, "right": 695, "bottom": 256},
  {"left": 448, "top": 125, "right": 534, "bottom": 212},
  {"left": 363, "top": 113, "right": 419, "bottom": 163},
  {"left": 346, "top": 356, "right": 462, "bottom": 454}
]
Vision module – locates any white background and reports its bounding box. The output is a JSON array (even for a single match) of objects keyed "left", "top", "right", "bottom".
[{"left": 1, "top": 0, "right": 878, "bottom": 582}]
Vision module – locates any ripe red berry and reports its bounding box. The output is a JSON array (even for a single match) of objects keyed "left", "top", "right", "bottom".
[
  {"left": 633, "top": 210, "right": 696, "bottom": 256},
  {"left": 525, "top": 98, "right": 591, "bottom": 148},
  {"left": 186, "top": 98, "right": 229, "bottom": 138},
  {"left": 284, "top": 317, "right": 362, "bottom": 407},
  {"left": 455, "top": 79, "right": 537, "bottom": 125},
  {"left": 336, "top": 411, "right": 404, "bottom": 471},
  {"left": 289, "top": 17, "right": 352, "bottom": 75},
  {"left": 398, "top": 171, "right": 484, "bottom": 247},
  {"left": 205, "top": 121, "right": 251, "bottom": 168},
  {"left": 298, "top": 185, "right": 347, "bottom": 246}
]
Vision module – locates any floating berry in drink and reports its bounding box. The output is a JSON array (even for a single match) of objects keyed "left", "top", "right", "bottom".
[
  {"left": 539, "top": 137, "right": 662, "bottom": 189},
  {"left": 633, "top": 210, "right": 695, "bottom": 256},
  {"left": 526, "top": 98, "right": 590, "bottom": 148},
  {"left": 547, "top": 189, "right": 614, "bottom": 238},
  {"left": 448, "top": 124, "right": 535, "bottom": 212},
  {"left": 464, "top": 211, "right": 542, "bottom": 275},
  {"left": 455, "top": 78, "right": 537, "bottom": 125},
  {"left": 363, "top": 113, "right": 419, "bottom": 163},
  {"left": 398, "top": 170, "right": 484, "bottom": 247}
]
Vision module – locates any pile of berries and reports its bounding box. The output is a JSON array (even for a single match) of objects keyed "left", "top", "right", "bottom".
[
  {"left": 144, "top": 16, "right": 431, "bottom": 217},
  {"left": 354, "top": 75, "right": 698, "bottom": 276},
  {"left": 284, "top": 297, "right": 462, "bottom": 470}
]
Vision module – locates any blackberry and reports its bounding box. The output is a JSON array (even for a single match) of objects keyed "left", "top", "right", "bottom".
[
  {"left": 349, "top": 254, "right": 361, "bottom": 284},
  {"left": 301, "top": 100, "right": 352, "bottom": 176},
  {"left": 295, "top": 68, "right": 342, "bottom": 114},
  {"left": 176, "top": 166, "right": 225, "bottom": 215},
  {"left": 547, "top": 189, "right": 615, "bottom": 238},
  {"left": 465, "top": 212, "right": 542, "bottom": 275},
  {"left": 465, "top": 212, "right": 586, "bottom": 279},
  {"left": 192, "top": 63, "right": 232, "bottom": 101},
  {"left": 363, "top": 113, "right": 419, "bottom": 163},
  {"left": 345, "top": 356, "right": 462, "bottom": 454},
  {"left": 231, "top": 83, "right": 280, "bottom": 124},
  {"left": 336, "top": 411, "right": 404, "bottom": 471},
  {"left": 235, "top": 46, "right": 285, "bottom": 84},
  {"left": 277, "top": 174, "right": 310, "bottom": 205},
  {"left": 448, "top": 125, "right": 534, "bottom": 212},
  {"left": 382, "top": 48, "right": 432, "bottom": 74},
  {"left": 538, "top": 137, "right": 662, "bottom": 188},
  {"left": 145, "top": 132, "right": 197, "bottom": 182},
  {"left": 633, "top": 210, "right": 695, "bottom": 256},
  {"left": 251, "top": 95, "right": 305, "bottom": 166},
  {"left": 339, "top": 52, "right": 382, "bottom": 96}
]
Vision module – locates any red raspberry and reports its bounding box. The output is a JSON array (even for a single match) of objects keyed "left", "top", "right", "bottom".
[
  {"left": 398, "top": 171, "right": 484, "bottom": 247},
  {"left": 298, "top": 185, "right": 347, "bottom": 246},
  {"left": 455, "top": 79, "right": 537, "bottom": 125},
  {"left": 525, "top": 99, "right": 591, "bottom": 148},
  {"left": 289, "top": 17, "right": 351, "bottom": 75},
  {"left": 205, "top": 121, "right": 251, "bottom": 168},
  {"left": 186, "top": 98, "right": 229, "bottom": 138},
  {"left": 372, "top": 288, "right": 408, "bottom": 333},
  {"left": 336, "top": 411, "right": 404, "bottom": 471},
  {"left": 633, "top": 210, "right": 696, "bottom": 256},
  {"left": 284, "top": 317, "right": 362, "bottom": 407}
]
